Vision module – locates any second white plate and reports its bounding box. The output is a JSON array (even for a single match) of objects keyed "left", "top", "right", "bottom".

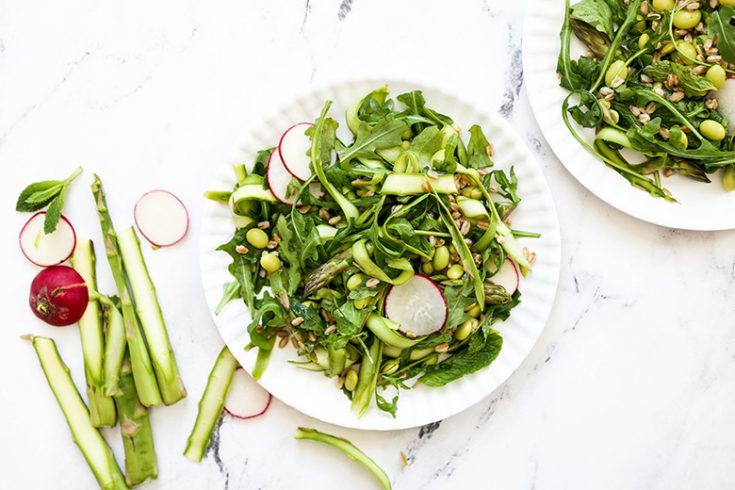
[
  {"left": 524, "top": 0, "right": 735, "bottom": 230},
  {"left": 199, "top": 79, "right": 561, "bottom": 430}
]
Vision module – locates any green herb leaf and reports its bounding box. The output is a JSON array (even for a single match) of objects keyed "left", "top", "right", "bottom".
[
  {"left": 642, "top": 62, "right": 715, "bottom": 97},
  {"left": 43, "top": 187, "right": 67, "bottom": 234},
  {"left": 467, "top": 125, "right": 493, "bottom": 169},
  {"left": 337, "top": 118, "right": 409, "bottom": 164},
  {"left": 16, "top": 181, "right": 64, "bottom": 210},
  {"left": 418, "top": 330, "right": 503, "bottom": 387},
  {"left": 570, "top": 0, "right": 614, "bottom": 39},
  {"left": 709, "top": 6, "right": 735, "bottom": 65},
  {"left": 375, "top": 392, "right": 398, "bottom": 418}
]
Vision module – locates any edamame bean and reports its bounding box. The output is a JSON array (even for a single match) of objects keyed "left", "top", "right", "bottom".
[
  {"left": 605, "top": 60, "right": 628, "bottom": 87},
  {"left": 673, "top": 9, "right": 701, "bottom": 30},
  {"left": 638, "top": 33, "right": 650, "bottom": 50},
  {"left": 455, "top": 319, "right": 476, "bottom": 341},
  {"left": 346, "top": 273, "right": 364, "bottom": 291},
  {"left": 722, "top": 0, "right": 735, "bottom": 6},
  {"left": 246, "top": 228, "right": 269, "bottom": 249},
  {"left": 676, "top": 41, "right": 697, "bottom": 64},
  {"left": 676, "top": 131, "right": 688, "bottom": 149},
  {"left": 344, "top": 369, "right": 358, "bottom": 391},
  {"left": 466, "top": 304, "right": 481, "bottom": 317},
  {"left": 354, "top": 297, "right": 370, "bottom": 309},
  {"left": 722, "top": 166, "right": 735, "bottom": 191},
  {"left": 700, "top": 120, "right": 726, "bottom": 141},
  {"left": 706, "top": 65, "right": 727, "bottom": 89},
  {"left": 660, "top": 42, "right": 676, "bottom": 56},
  {"left": 381, "top": 359, "right": 400, "bottom": 376},
  {"left": 421, "top": 262, "right": 434, "bottom": 274},
  {"left": 652, "top": 0, "right": 674, "bottom": 11},
  {"left": 260, "top": 253, "right": 281, "bottom": 272},
  {"left": 446, "top": 264, "right": 464, "bottom": 280},
  {"left": 432, "top": 245, "right": 450, "bottom": 270}
]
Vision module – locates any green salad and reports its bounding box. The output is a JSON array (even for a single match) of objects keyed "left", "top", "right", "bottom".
[
  {"left": 208, "top": 86, "right": 538, "bottom": 417},
  {"left": 558, "top": 0, "right": 735, "bottom": 199}
]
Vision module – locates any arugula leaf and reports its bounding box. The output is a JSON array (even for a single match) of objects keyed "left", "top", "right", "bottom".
[
  {"left": 642, "top": 62, "right": 715, "bottom": 97},
  {"left": 443, "top": 285, "right": 475, "bottom": 331},
  {"left": 217, "top": 227, "right": 262, "bottom": 312},
  {"left": 375, "top": 392, "right": 398, "bottom": 418},
  {"left": 709, "top": 6, "right": 735, "bottom": 65},
  {"left": 570, "top": 0, "right": 614, "bottom": 39},
  {"left": 467, "top": 125, "right": 493, "bottom": 169},
  {"left": 276, "top": 215, "right": 303, "bottom": 294},
  {"left": 16, "top": 167, "right": 82, "bottom": 233},
  {"left": 492, "top": 167, "right": 521, "bottom": 206},
  {"left": 418, "top": 330, "right": 503, "bottom": 387},
  {"left": 397, "top": 90, "right": 453, "bottom": 127},
  {"left": 337, "top": 117, "right": 409, "bottom": 164},
  {"left": 291, "top": 299, "right": 326, "bottom": 333}
]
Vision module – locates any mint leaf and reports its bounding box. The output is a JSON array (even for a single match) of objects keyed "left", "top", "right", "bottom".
[
  {"left": 16, "top": 181, "right": 63, "bottom": 212},
  {"left": 43, "top": 186, "right": 67, "bottom": 234},
  {"left": 418, "top": 330, "right": 503, "bottom": 387}
]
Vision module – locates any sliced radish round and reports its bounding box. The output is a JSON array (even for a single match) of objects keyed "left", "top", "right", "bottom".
[
  {"left": 385, "top": 274, "right": 447, "bottom": 336},
  {"left": 267, "top": 150, "right": 298, "bottom": 205},
  {"left": 224, "top": 368, "right": 272, "bottom": 419},
  {"left": 134, "top": 190, "right": 189, "bottom": 247},
  {"left": 490, "top": 258, "right": 519, "bottom": 295},
  {"left": 718, "top": 79, "right": 735, "bottom": 134},
  {"left": 19, "top": 212, "right": 76, "bottom": 267},
  {"left": 278, "top": 122, "right": 313, "bottom": 181}
]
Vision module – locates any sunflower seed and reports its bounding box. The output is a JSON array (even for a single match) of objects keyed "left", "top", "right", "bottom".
[
  {"left": 434, "top": 343, "right": 450, "bottom": 353},
  {"left": 291, "top": 316, "right": 305, "bottom": 326},
  {"left": 366, "top": 278, "right": 380, "bottom": 288}
]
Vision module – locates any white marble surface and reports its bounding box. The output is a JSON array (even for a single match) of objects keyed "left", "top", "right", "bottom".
[{"left": 2, "top": 0, "right": 735, "bottom": 489}]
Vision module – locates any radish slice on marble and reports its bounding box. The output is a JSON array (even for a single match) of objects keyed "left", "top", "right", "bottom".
[
  {"left": 224, "top": 368, "right": 272, "bottom": 420},
  {"left": 385, "top": 274, "right": 447, "bottom": 336},
  {"left": 489, "top": 258, "right": 519, "bottom": 295},
  {"left": 134, "top": 190, "right": 189, "bottom": 247},
  {"left": 19, "top": 212, "right": 76, "bottom": 267},
  {"left": 278, "top": 122, "right": 314, "bottom": 181}
]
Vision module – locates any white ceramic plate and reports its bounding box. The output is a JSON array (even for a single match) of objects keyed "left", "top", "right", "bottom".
[
  {"left": 524, "top": 0, "right": 735, "bottom": 230},
  {"left": 199, "top": 79, "right": 561, "bottom": 430}
]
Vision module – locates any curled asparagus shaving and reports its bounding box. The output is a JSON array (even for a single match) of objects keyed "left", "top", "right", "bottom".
[{"left": 294, "top": 427, "right": 391, "bottom": 490}]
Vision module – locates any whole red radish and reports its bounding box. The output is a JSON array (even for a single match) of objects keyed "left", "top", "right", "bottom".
[{"left": 29, "top": 265, "right": 89, "bottom": 326}]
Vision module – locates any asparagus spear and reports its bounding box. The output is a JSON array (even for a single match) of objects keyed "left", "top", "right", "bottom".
[
  {"left": 303, "top": 248, "right": 352, "bottom": 296},
  {"left": 294, "top": 427, "right": 391, "bottom": 490},
  {"left": 117, "top": 226, "right": 186, "bottom": 406},
  {"left": 24, "top": 335, "right": 128, "bottom": 490},
  {"left": 184, "top": 347, "right": 238, "bottom": 462},
  {"left": 91, "top": 175, "right": 162, "bottom": 407},
  {"left": 97, "top": 295, "right": 126, "bottom": 396},
  {"left": 115, "top": 355, "right": 158, "bottom": 486},
  {"left": 70, "top": 239, "right": 117, "bottom": 427},
  {"left": 351, "top": 337, "right": 382, "bottom": 417}
]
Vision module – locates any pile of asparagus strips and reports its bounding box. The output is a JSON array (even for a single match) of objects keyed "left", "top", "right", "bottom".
[{"left": 25, "top": 175, "right": 185, "bottom": 489}]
